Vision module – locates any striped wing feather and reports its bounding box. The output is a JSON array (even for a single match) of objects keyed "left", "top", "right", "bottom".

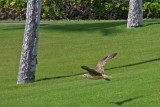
[{"left": 95, "top": 53, "right": 117, "bottom": 74}]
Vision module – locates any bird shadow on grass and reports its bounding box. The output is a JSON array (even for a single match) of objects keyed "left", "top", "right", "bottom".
[
  {"left": 105, "top": 58, "right": 160, "bottom": 71},
  {"left": 110, "top": 96, "right": 144, "bottom": 106},
  {"left": 35, "top": 72, "right": 85, "bottom": 82}
]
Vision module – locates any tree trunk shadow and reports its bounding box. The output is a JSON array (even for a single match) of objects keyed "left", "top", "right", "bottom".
[
  {"left": 35, "top": 72, "right": 85, "bottom": 82},
  {"left": 105, "top": 58, "right": 160, "bottom": 71},
  {"left": 144, "top": 22, "right": 160, "bottom": 27}
]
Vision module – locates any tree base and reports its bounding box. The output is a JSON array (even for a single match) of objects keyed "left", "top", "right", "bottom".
[
  {"left": 17, "top": 80, "right": 35, "bottom": 84},
  {"left": 127, "top": 25, "right": 143, "bottom": 28}
]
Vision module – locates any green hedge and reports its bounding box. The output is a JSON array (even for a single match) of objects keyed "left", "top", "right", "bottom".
[{"left": 0, "top": 0, "right": 160, "bottom": 20}]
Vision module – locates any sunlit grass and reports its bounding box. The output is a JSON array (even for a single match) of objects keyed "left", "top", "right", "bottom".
[{"left": 0, "top": 19, "right": 160, "bottom": 107}]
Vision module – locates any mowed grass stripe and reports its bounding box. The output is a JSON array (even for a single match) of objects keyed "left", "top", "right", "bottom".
[{"left": 0, "top": 19, "right": 160, "bottom": 107}]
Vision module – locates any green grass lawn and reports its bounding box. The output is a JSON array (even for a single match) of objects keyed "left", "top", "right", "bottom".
[{"left": 0, "top": 19, "right": 160, "bottom": 107}]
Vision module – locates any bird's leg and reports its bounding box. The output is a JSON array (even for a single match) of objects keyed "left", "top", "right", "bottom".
[{"left": 102, "top": 74, "right": 112, "bottom": 80}]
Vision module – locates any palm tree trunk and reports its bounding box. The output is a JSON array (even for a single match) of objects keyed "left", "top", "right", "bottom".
[
  {"left": 17, "top": 0, "right": 41, "bottom": 84},
  {"left": 127, "top": 0, "right": 143, "bottom": 28}
]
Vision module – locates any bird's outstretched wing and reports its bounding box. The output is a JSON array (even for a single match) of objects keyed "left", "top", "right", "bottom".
[
  {"left": 95, "top": 53, "right": 117, "bottom": 74},
  {"left": 81, "top": 66, "right": 101, "bottom": 76}
]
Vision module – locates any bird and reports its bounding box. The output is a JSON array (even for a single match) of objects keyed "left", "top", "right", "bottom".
[{"left": 81, "top": 53, "right": 117, "bottom": 81}]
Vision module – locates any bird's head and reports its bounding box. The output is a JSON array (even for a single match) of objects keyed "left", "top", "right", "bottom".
[{"left": 82, "top": 74, "right": 88, "bottom": 78}]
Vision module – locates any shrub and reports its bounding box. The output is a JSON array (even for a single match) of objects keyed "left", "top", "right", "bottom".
[{"left": 0, "top": 0, "right": 159, "bottom": 20}]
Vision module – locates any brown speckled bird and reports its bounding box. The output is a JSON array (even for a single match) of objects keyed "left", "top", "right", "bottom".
[{"left": 81, "top": 53, "right": 117, "bottom": 81}]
